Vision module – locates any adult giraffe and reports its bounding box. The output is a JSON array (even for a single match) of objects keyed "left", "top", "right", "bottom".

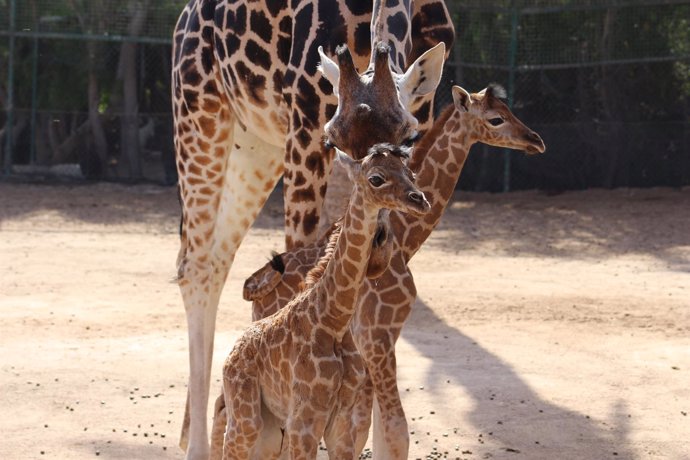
[{"left": 171, "top": 1, "right": 454, "bottom": 458}]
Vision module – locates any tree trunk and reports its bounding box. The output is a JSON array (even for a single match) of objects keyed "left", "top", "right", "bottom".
[
  {"left": 118, "top": 1, "right": 149, "bottom": 180},
  {"left": 87, "top": 41, "right": 109, "bottom": 175},
  {"left": 0, "top": 114, "right": 29, "bottom": 170}
]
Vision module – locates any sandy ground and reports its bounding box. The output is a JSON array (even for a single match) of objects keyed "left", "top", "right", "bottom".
[{"left": 1, "top": 182, "right": 689, "bottom": 460}]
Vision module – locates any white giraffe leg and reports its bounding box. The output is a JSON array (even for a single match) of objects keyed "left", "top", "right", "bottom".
[
  {"left": 371, "top": 394, "right": 409, "bottom": 460},
  {"left": 181, "top": 123, "right": 283, "bottom": 460}
]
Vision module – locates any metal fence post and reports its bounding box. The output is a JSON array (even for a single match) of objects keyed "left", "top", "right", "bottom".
[
  {"left": 503, "top": 2, "right": 519, "bottom": 193},
  {"left": 3, "top": 0, "right": 17, "bottom": 174},
  {"left": 30, "top": 21, "right": 40, "bottom": 165}
]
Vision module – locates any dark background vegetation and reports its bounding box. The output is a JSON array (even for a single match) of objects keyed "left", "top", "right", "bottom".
[{"left": 1, "top": 0, "right": 689, "bottom": 191}]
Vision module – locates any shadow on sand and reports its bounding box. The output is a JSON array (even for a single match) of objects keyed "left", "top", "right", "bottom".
[{"left": 402, "top": 297, "right": 635, "bottom": 460}]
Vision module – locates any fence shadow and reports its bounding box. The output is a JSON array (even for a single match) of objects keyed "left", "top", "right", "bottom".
[
  {"left": 428, "top": 187, "right": 690, "bottom": 272},
  {"left": 0, "top": 182, "right": 285, "bottom": 232},
  {"left": 1, "top": 182, "right": 688, "bottom": 273}
]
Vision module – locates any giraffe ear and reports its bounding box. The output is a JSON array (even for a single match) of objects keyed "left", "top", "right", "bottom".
[
  {"left": 335, "top": 148, "right": 359, "bottom": 179},
  {"left": 452, "top": 86, "right": 471, "bottom": 112},
  {"left": 398, "top": 42, "right": 446, "bottom": 108},
  {"left": 243, "top": 265, "right": 282, "bottom": 301},
  {"left": 318, "top": 46, "right": 340, "bottom": 97}
]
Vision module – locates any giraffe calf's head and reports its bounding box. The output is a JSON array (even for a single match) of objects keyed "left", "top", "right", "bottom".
[
  {"left": 336, "top": 143, "right": 430, "bottom": 217},
  {"left": 451, "top": 84, "right": 546, "bottom": 155},
  {"left": 318, "top": 43, "right": 445, "bottom": 160}
]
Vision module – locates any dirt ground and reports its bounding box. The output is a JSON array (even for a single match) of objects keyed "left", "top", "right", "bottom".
[{"left": 1, "top": 181, "right": 688, "bottom": 460}]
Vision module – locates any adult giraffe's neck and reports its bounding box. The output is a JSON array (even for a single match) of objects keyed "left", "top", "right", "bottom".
[
  {"left": 370, "top": 0, "right": 413, "bottom": 73},
  {"left": 393, "top": 105, "right": 472, "bottom": 261},
  {"left": 316, "top": 191, "right": 379, "bottom": 339}
]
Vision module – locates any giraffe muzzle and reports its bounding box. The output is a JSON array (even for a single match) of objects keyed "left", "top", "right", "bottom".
[
  {"left": 523, "top": 131, "right": 546, "bottom": 154},
  {"left": 406, "top": 190, "right": 431, "bottom": 215}
]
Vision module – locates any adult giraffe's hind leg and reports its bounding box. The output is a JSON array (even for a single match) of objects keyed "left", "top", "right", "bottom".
[
  {"left": 176, "top": 117, "right": 283, "bottom": 459},
  {"left": 174, "top": 56, "right": 237, "bottom": 457}
]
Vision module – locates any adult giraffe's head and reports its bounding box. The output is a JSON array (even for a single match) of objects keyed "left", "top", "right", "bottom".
[{"left": 318, "top": 41, "right": 445, "bottom": 160}]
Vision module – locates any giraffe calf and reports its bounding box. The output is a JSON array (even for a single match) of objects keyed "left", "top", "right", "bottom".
[{"left": 212, "top": 145, "right": 429, "bottom": 460}]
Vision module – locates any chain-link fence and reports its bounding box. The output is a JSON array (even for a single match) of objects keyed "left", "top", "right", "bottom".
[
  {"left": 0, "top": 0, "right": 183, "bottom": 184},
  {"left": 1, "top": 0, "right": 689, "bottom": 190},
  {"left": 443, "top": 0, "right": 690, "bottom": 191}
]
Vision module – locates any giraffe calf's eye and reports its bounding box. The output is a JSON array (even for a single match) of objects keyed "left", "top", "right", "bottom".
[
  {"left": 488, "top": 118, "right": 504, "bottom": 127},
  {"left": 368, "top": 175, "right": 385, "bottom": 187}
]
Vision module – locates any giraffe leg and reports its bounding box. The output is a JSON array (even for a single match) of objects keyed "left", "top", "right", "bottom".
[
  {"left": 210, "top": 389, "right": 283, "bottom": 460},
  {"left": 373, "top": 385, "right": 410, "bottom": 460},
  {"left": 324, "top": 406, "right": 359, "bottom": 460},
  {"left": 175, "top": 74, "right": 236, "bottom": 459},
  {"left": 285, "top": 409, "right": 328, "bottom": 460},
  {"left": 210, "top": 392, "right": 227, "bottom": 460},
  {"left": 251, "top": 402, "right": 285, "bottom": 460},
  {"left": 352, "top": 375, "right": 374, "bottom": 455},
  {"left": 351, "top": 259, "right": 416, "bottom": 460},
  {"left": 177, "top": 119, "right": 283, "bottom": 459},
  {"left": 222, "top": 359, "right": 264, "bottom": 460},
  {"left": 323, "top": 334, "right": 368, "bottom": 460},
  {"left": 350, "top": 327, "right": 409, "bottom": 460},
  {"left": 356, "top": 335, "right": 411, "bottom": 460},
  {"left": 369, "top": 351, "right": 408, "bottom": 460},
  {"left": 179, "top": 258, "right": 225, "bottom": 460}
]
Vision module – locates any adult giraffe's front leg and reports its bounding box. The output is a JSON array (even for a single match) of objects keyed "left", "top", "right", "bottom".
[{"left": 176, "top": 120, "right": 283, "bottom": 459}]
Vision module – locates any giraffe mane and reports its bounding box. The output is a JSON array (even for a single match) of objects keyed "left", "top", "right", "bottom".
[
  {"left": 269, "top": 251, "right": 285, "bottom": 274},
  {"left": 302, "top": 220, "right": 343, "bottom": 289},
  {"left": 369, "top": 142, "right": 412, "bottom": 163}
]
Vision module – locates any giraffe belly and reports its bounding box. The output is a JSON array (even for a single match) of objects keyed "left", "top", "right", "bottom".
[{"left": 223, "top": 87, "right": 288, "bottom": 149}]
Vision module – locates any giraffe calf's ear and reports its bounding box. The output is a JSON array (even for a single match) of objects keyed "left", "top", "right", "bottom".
[
  {"left": 243, "top": 262, "right": 283, "bottom": 301},
  {"left": 335, "top": 149, "right": 359, "bottom": 180},
  {"left": 398, "top": 42, "right": 446, "bottom": 107},
  {"left": 452, "top": 86, "right": 471, "bottom": 112},
  {"left": 318, "top": 46, "right": 340, "bottom": 97}
]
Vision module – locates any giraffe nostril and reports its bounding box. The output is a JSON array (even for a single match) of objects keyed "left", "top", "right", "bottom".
[
  {"left": 525, "top": 131, "right": 542, "bottom": 144},
  {"left": 408, "top": 191, "right": 424, "bottom": 203}
]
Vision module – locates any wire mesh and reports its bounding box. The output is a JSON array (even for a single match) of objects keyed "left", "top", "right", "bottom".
[
  {"left": 0, "top": 0, "right": 183, "bottom": 183},
  {"left": 7, "top": 0, "right": 181, "bottom": 40},
  {"left": 443, "top": 0, "right": 690, "bottom": 191},
  {"left": 1, "top": 0, "right": 689, "bottom": 189}
]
